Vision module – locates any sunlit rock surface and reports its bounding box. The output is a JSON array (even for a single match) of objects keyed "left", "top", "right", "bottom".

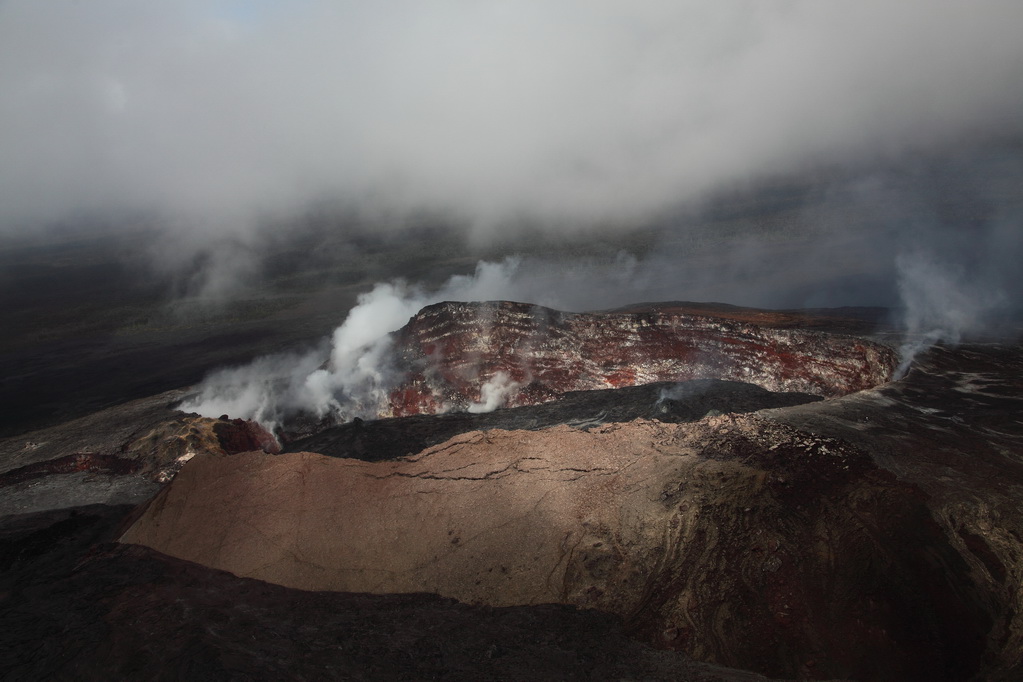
[
  {"left": 122, "top": 415, "right": 988, "bottom": 681},
  {"left": 385, "top": 301, "right": 896, "bottom": 416}
]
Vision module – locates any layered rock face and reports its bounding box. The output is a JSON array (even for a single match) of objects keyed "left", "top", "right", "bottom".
[
  {"left": 115, "top": 318, "right": 1023, "bottom": 680},
  {"left": 384, "top": 301, "right": 896, "bottom": 417}
]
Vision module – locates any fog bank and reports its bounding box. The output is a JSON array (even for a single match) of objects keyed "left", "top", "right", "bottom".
[{"left": 2, "top": 1, "right": 1021, "bottom": 236}]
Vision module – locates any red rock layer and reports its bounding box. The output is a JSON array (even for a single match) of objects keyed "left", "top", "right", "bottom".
[
  {"left": 0, "top": 452, "right": 140, "bottom": 485},
  {"left": 212, "top": 418, "right": 281, "bottom": 455},
  {"left": 386, "top": 301, "right": 896, "bottom": 416}
]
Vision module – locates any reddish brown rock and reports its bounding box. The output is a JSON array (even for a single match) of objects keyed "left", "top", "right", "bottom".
[
  {"left": 384, "top": 301, "right": 896, "bottom": 417},
  {"left": 212, "top": 417, "right": 281, "bottom": 455},
  {"left": 761, "top": 343, "right": 1023, "bottom": 680},
  {"left": 121, "top": 415, "right": 984, "bottom": 681}
]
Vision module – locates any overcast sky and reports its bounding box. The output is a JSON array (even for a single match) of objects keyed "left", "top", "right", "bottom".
[{"left": 2, "top": 1, "right": 1022, "bottom": 237}]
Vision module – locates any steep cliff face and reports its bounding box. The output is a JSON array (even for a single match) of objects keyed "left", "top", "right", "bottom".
[{"left": 385, "top": 301, "right": 896, "bottom": 417}]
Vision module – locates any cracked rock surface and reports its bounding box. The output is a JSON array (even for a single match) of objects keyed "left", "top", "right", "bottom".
[{"left": 123, "top": 413, "right": 988, "bottom": 681}]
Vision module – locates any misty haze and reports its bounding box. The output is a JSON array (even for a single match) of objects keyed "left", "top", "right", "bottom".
[{"left": 2, "top": 2, "right": 1023, "bottom": 680}]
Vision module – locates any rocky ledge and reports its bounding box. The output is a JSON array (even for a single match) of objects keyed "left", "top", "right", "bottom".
[
  {"left": 122, "top": 414, "right": 987, "bottom": 681},
  {"left": 0, "top": 392, "right": 278, "bottom": 517}
]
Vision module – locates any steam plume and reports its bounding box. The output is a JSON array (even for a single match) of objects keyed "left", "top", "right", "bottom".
[
  {"left": 4, "top": 2, "right": 1021, "bottom": 417},
  {"left": 181, "top": 259, "right": 547, "bottom": 428},
  {"left": 893, "top": 252, "right": 1007, "bottom": 378},
  {"left": 468, "top": 372, "right": 523, "bottom": 414},
  {"left": 181, "top": 254, "right": 708, "bottom": 427}
]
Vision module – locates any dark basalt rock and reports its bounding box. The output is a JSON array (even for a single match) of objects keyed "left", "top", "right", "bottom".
[
  {"left": 0, "top": 403, "right": 282, "bottom": 518},
  {"left": 285, "top": 379, "right": 823, "bottom": 459},
  {"left": 0, "top": 396, "right": 280, "bottom": 485},
  {"left": 0, "top": 452, "right": 142, "bottom": 485},
  {"left": 761, "top": 342, "right": 1023, "bottom": 679}
]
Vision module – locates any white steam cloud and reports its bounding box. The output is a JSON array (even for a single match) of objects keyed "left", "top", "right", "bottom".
[
  {"left": 182, "top": 258, "right": 566, "bottom": 428},
  {"left": 4, "top": 1, "right": 1021, "bottom": 411},
  {"left": 893, "top": 252, "right": 1007, "bottom": 378},
  {"left": 182, "top": 252, "right": 741, "bottom": 427},
  {"left": 184, "top": 236, "right": 1023, "bottom": 429},
  {"left": 467, "top": 372, "right": 523, "bottom": 414}
]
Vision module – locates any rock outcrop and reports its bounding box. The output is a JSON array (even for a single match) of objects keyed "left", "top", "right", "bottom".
[
  {"left": 384, "top": 301, "right": 896, "bottom": 417},
  {"left": 123, "top": 414, "right": 987, "bottom": 681},
  {"left": 0, "top": 509, "right": 772, "bottom": 681},
  {"left": 761, "top": 343, "right": 1023, "bottom": 679},
  {"left": 0, "top": 392, "right": 278, "bottom": 516}
]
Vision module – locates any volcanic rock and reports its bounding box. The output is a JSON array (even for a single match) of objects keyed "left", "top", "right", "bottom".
[
  {"left": 383, "top": 301, "right": 897, "bottom": 417},
  {"left": 285, "top": 379, "right": 823, "bottom": 459},
  {"left": 0, "top": 507, "right": 771, "bottom": 681},
  {"left": 212, "top": 417, "right": 281, "bottom": 455},
  {"left": 123, "top": 414, "right": 986, "bottom": 680},
  {"left": 761, "top": 342, "right": 1023, "bottom": 679},
  {"left": 0, "top": 391, "right": 280, "bottom": 517},
  {"left": 5, "top": 301, "right": 1022, "bottom": 681}
]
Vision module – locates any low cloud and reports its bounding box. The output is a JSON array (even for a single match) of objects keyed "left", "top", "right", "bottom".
[
  {"left": 1, "top": 1, "right": 1021, "bottom": 237},
  {"left": 5, "top": 1, "right": 1021, "bottom": 397}
]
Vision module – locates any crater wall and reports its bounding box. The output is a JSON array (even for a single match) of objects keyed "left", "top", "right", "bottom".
[{"left": 385, "top": 301, "right": 896, "bottom": 417}]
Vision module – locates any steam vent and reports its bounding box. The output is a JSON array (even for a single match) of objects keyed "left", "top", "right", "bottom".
[{"left": 5, "top": 301, "right": 1023, "bottom": 681}]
